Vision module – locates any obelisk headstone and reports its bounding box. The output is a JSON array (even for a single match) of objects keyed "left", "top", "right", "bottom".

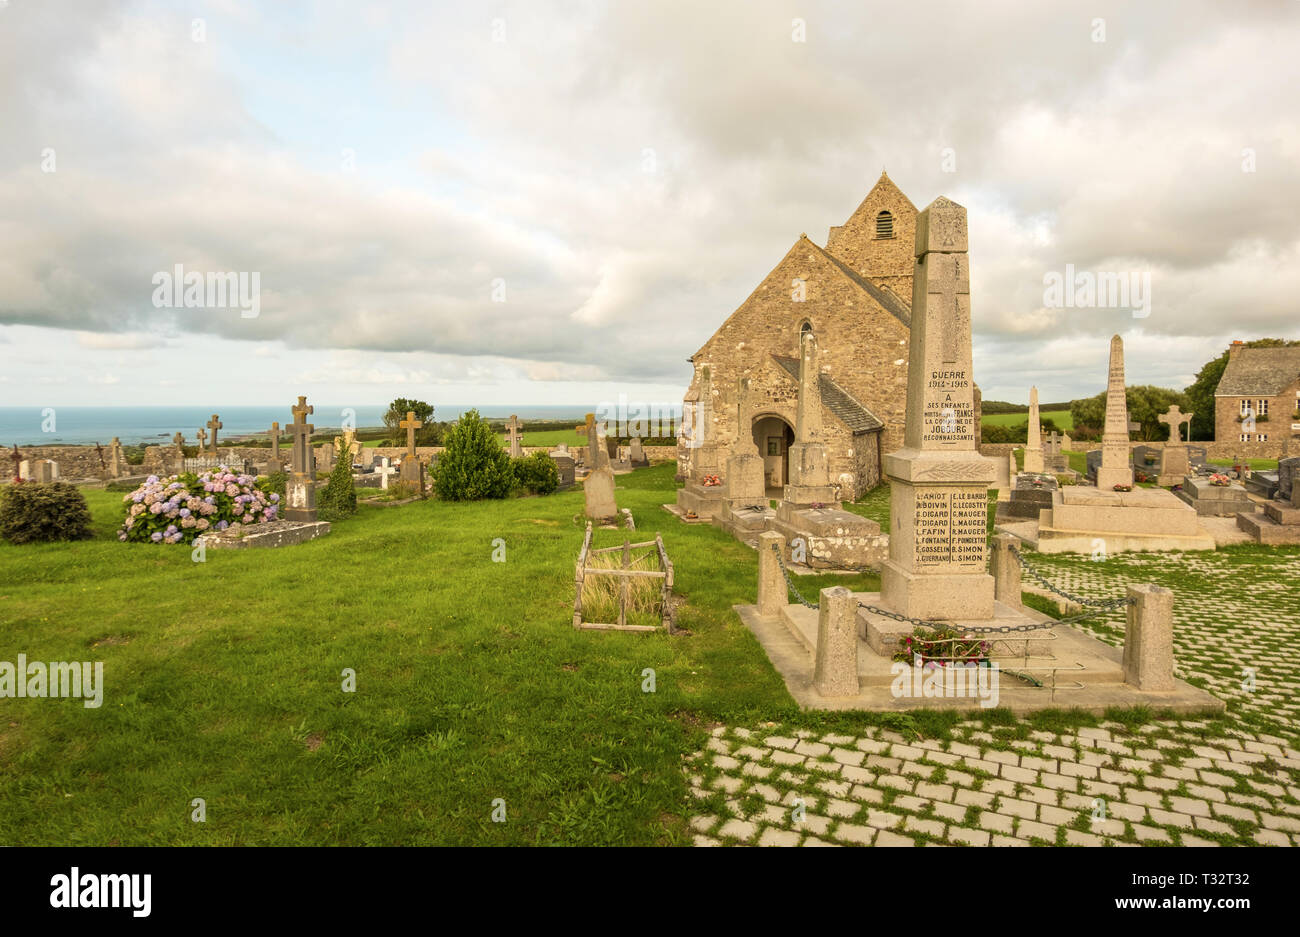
[
  {"left": 724, "top": 377, "right": 767, "bottom": 510},
  {"left": 879, "top": 197, "right": 995, "bottom": 620},
  {"left": 285, "top": 396, "right": 318, "bottom": 521},
  {"left": 1096, "top": 335, "right": 1134, "bottom": 491},
  {"left": 1022, "top": 386, "right": 1044, "bottom": 473},
  {"left": 782, "top": 330, "right": 837, "bottom": 507}
]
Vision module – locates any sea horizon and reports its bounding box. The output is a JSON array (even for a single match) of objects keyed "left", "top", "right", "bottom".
[{"left": 0, "top": 405, "right": 618, "bottom": 446}]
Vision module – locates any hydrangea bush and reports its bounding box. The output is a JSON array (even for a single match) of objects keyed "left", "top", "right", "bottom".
[{"left": 119, "top": 468, "right": 279, "bottom": 544}]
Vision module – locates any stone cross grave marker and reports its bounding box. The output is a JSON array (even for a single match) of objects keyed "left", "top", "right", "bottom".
[
  {"left": 506, "top": 414, "right": 523, "bottom": 458},
  {"left": 267, "top": 422, "right": 282, "bottom": 463},
  {"left": 880, "top": 196, "right": 994, "bottom": 620},
  {"left": 196, "top": 427, "right": 208, "bottom": 455},
  {"left": 207, "top": 414, "right": 222, "bottom": 453},
  {"left": 399, "top": 411, "right": 423, "bottom": 485},
  {"left": 109, "top": 437, "right": 124, "bottom": 478},
  {"left": 376, "top": 458, "right": 396, "bottom": 490},
  {"left": 286, "top": 396, "right": 317, "bottom": 521},
  {"left": 1158, "top": 405, "right": 1193, "bottom": 444},
  {"left": 9, "top": 444, "right": 22, "bottom": 482}
]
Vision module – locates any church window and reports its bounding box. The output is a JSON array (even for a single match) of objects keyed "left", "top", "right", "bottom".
[{"left": 875, "top": 210, "right": 894, "bottom": 239}]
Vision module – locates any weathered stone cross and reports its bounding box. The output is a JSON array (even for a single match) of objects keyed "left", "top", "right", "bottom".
[
  {"left": 288, "top": 396, "right": 315, "bottom": 474},
  {"left": 1158, "top": 405, "right": 1193, "bottom": 444},
  {"left": 376, "top": 459, "right": 397, "bottom": 490},
  {"left": 267, "top": 421, "right": 281, "bottom": 459},
  {"left": 207, "top": 414, "right": 222, "bottom": 451},
  {"left": 506, "top": 414, "right": 523, "bottom": 457},
  {"left": 196, "top": 427, "right": 208, "bottom": 454},
  {"left": 400, "top": 411, "right": 423, "bottom": 456},
  {"left": 172, "top": 431, "right": 185, "bottom": 452}
]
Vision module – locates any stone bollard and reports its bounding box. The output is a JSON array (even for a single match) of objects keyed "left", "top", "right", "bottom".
[
  {"left": 757, "top": 531, "right": 787, "bottom": 617},
  {"left": 991, "top": 533, "right": 1021, "bottom": 606},
  {"left": 1122, "top": 584, "right": 1175, "bottom": 691},
  {"left": 814, "top": 586, "right": 859, "bottom": 697}
]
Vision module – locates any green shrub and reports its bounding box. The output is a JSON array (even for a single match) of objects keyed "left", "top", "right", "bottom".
[
  {"left": 433, "top": 409, "right": 513, "bottom": 501},
  {"left": 263, "top": 471, "right": 287, "bottom": 499},
  {"left": 512, "top": 451, "right": 559, "bottom": 495},
  {"left": 0, "top": 482, "right": 94, "bottom": 544},
  {"left": 317, "top": 454, "right": 357, "bottom": 521}
]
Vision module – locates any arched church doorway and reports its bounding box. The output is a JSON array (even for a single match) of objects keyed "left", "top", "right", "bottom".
[{"left": 751, "top": 414, "right": 794, "bottom": 497}]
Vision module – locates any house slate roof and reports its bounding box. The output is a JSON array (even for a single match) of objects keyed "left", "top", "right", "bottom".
[
  {"left": 1215, "top": 346, "right": 1300, "bottom": 396},
  {"left": 770, "top": 355, "right": 884, "bottom": 433}
]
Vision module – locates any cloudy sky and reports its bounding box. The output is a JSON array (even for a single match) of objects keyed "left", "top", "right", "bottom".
[{"left": 1, "top": 0, "right": 1297, "bottom": 409}]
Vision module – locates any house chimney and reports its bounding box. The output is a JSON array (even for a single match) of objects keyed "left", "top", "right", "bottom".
[{"left": 1228, "top": 340, "right": 1244, "bottom": 358}]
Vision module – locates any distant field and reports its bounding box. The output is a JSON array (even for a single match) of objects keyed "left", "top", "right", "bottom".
[
  {"left": 981, "top": 409, "right": 1074, "bottom": 431},
  {"left": 500, "top": 429, "right": 587, "bottom": 448}
]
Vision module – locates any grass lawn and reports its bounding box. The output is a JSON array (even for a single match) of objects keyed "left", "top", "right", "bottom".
[
  {"left": 497, "top": 429, "right": 587, "bottom": 449},
  {"left": 981, "top": 409, "right": 1074, "bottom": 431},
  {"left": 0, "top": 463, "right": 889, "bottom": 846}
]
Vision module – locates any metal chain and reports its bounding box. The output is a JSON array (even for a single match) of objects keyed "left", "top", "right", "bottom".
[
  {"left": 770, "top": 543, "right": 1131, "bottom": 633},
  {"left": 1009, "top": 545, "right": 1121, "bottom": 608}
]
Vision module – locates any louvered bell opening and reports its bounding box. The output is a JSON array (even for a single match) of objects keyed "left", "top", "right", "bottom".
[{"left": 875, "top": 211, "right": 893, "bottom": 239}]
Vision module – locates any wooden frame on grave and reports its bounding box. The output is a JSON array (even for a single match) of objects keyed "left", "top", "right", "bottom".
[{"left": 572, "top": 522, "right": 675, "bottom": 633}]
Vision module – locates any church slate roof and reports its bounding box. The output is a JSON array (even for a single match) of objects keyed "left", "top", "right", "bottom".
[
  {"left": 1215, "top": 346, "right": 1300, "bottom": 396},
  {"left": 807, "top": 240, "right": 912, "bottom": 329},
  {"left": 771, "top": 355, "right": 884, "bottom": 433}
]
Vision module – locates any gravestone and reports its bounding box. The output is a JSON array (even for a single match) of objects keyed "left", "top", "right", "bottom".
[
  {"left": 584, "top": 464, "right": 618, "bottom": 524},
  {"left": 1277, "top": 456, "right": 1299, "bottom": 502},
  {"left": 1096, "top": 336, "right": 1135, "bottom": 491},
  {"left": 316, "top": 443, "right": 334, "bottom": 473},
  {"left": 264, "top": 421, "right": 283, "bottom": 471},
  {"left": 1023, "top": 386, "right": 1044, "bottom": 473},
  {"left": 18, "top": 460, "right": 32, "bottom": 481},
  {"left": 879, "top": 197, "right": 994, "bottom": 619},
  {"left": 171, "top": 432, "right": 186, "bottom": 472},
  {"left": 375, "top": 457, "right": 396, "bottom": 490},
  {"left": 628, "top": 435, "right": 649, "bottom": 468},
  {"left": 399, "top": 411, "right": 424, "bottom": 488},
  {"left": 550, "top": 451, "right": 575, "bottom": 488},
  {"left": 505, "top": 414, "right": 523, "bottom": 459},
  {"left": 34, "top": 460, "right": 58, "bottom": 483},
  {"left": 1131, "top": 445, "right": 1159, "bottom": 474},
  {"left": 670, "top": 364, "right": 726, "bottom": 519},
  {"left": 1043, "top": 431, "right": 1067, "bottom": 473},
  {"left": 1085, "top": 448, "right": 1102, "bottom": 481},
  {"left": 1176, "top": 476, "right": 1252, "bottom": 516},
  {"left": 1155, "top": 405, "right": 1193, "bottom": 485},
  {"left": 361, "top": 446, "right": 375, "bottom": 469},
  {"left": 1187, "top": 446, "right": 1208, "bottom": 470},
  {"left": 207, "top": 414, "right": 222, "bottom": 453},
  {"left": 716, "top": 377, "right": 773, "bottom": 539},
  {"left": 109, "top": 437, "right": 125, "bottom": 478},
  {"left": 196, "top": 427, "right": 209, "bottom": 457},
  {"left": 285, "top": 396, "right": 318, "bottom": 522},
  {"left": 584, "top": 413, "right": 601, "bottom": 468},
  {"left": 8, "top": 445, "right": 20, "bottom": 483},
  {"left": 1002, "top": 473, "right": 1059, "bottom": 520},
  {"left": 782, "top": 329, "right": 838, "bottom": 507}
]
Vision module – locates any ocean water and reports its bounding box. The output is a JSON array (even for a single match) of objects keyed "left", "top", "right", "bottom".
[{"left": 0, "top": 405, "right": 595, "bottom": 446}]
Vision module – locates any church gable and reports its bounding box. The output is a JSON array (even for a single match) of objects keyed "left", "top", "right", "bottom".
[{"left": 825, "top": 171, "right": 918, "bottom": 292}]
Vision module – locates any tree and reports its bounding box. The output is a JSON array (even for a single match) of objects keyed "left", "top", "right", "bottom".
[
  {"left": 1069, "top": 386, "right": 1188, "bottom": 441},
  {"left": 512, "top": 451, "right": 559, "bottom": 495},
  {"left": 433, "top": 409, "right": 514, "bottom": 501},
  {"left": 383, "top": 399, "right": 438, "bottom": 446},
  {"left": 318, "top": 452, "right": 357, "bottom": 520},
  {"left": 1184, "top": 339, "right": 1300, "bottom": 441}
]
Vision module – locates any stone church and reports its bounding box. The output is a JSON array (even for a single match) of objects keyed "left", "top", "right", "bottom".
[{"left": 678, "top": 172, "right": 925, "bottom": 500}]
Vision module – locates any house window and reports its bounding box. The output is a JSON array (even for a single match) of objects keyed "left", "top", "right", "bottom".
[
  {"left": 1239, "top": 399, "right": 1250, "bottom": 416},
  {"left": 1239, "top": 433, "right": 1250, "bottom": 442},
  {"left": 1258, "top": 434, "right": 1268, "bottom": 442},
  {"left": 1258, "top": 399, "right": 1269, "bottom": 416},
  {"left": 875, "top": 210, "right": 894, "bottom": 239}
]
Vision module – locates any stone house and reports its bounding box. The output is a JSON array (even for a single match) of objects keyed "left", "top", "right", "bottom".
[
  {"left": 677, "top": 172, "right": 918, "bottom": 499},
  {"left": 1214, "top": 342, "right": 1300, "bottom": 458}
]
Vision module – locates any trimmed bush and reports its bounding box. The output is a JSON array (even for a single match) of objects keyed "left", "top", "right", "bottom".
[
  {"left": 433, "top": 409, "right": 513, "bottom": 501},
  {"left": 512, "top": 451, "right": 559, "bottom": 495},
  {"left": 318, "top": 452, "right": 357, "bottom": 520},
  {"left": 0, "top": 482, "right": 94, "bottom": 544}
]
